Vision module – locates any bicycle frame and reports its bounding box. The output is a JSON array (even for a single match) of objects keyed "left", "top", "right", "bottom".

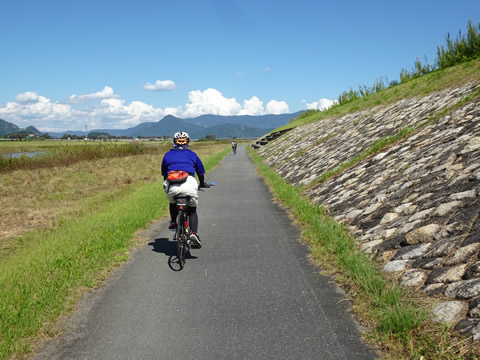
[
  {"left": 174, "top": 196, "right": 191, "bottom": 268},
  {"left": 170, "top": 182, "right": 215, "bottom": 270}
]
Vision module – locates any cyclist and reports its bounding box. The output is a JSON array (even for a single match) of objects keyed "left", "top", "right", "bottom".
[
  {"left": 232, "top": 139, "right": 237, "bottom": 154},
  {"left": 162, "top": 131, "right": 208, "bottom": 248}
]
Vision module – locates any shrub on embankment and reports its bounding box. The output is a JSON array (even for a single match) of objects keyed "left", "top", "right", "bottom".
[
  {"left": 281, "top": 20, "right": 480, "bottom": 129},
  {"left": 335, "top": 20, "right": 480, "bottom": 106}
]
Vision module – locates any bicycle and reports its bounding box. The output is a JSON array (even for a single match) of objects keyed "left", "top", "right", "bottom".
[{"left": 172, "top": 182, "right": 215, "bottom": 270}]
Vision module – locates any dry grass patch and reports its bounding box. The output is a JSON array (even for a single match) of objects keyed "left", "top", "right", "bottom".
[{"left": 0, "top": 141, "right": 228, "bottom": 258}]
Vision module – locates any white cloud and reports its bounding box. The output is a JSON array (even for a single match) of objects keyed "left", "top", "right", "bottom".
[
  {"left": 304, "top": 98, "right": 337, "bottom": 111},
  {"left": 90, "top": 98, "right": 167, "bottom": 128},
  {"left": 16, "top": 91, "right": 40, "bottom": 103},
  {"left": 239, "top": 96, "right": 264, "bottom": 116},
  {"left": 68, "top": 86, "right": 118, "bottom": 104},
  {"left": 143, "top": 80, "right": 177, "bottom": 91},
  {"left": 164, "top": 106, "right": 182, "bottom": 117},
  {"left": 0, "top": 94, "right": 73, "bottom": 131},
  {"left": 182, "top": 89, "right": 290, "bottom": 118},
  {"left": 264, "top": 67, "right": 271, "bottom": 72},
  {"left": 0, "top": 86, "right": 291, "bottom": 132},
  {"left": 266, "top": 100, "right": 289, "bottom": 114},
  {"left": 1, "top": 95, "right": 71, "bottom": 120},
  {"left": 183, "top": 88, "right": 242, "bottom": 117}
]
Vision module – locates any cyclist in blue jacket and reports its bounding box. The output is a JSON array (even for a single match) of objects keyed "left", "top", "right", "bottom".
[{"left": 162, "top": 131, "right": 207, "bottom": 248}]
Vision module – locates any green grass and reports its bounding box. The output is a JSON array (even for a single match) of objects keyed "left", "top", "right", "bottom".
[
  {"left": 303, "top": 127, "right": 414, "bottom": 189},
  {"left": 0, "top": 182, "right": 166, "bottom": 356},
  {"left": 200, "top": 144, "right": 232, "bottom": 170},
  {"left": 0, "top": 145, "right": 230, "bottom": 359},
  {"left": 276, "top": 58, "right": 480, "bottom": 132},
  {"left": 334, "top": 21, "right": 480, "bottom": 106},
  {"left": 247, "top": 147, "right": 478, "bottom": 359}
]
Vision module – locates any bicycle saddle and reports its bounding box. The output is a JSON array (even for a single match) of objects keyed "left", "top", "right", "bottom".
[{"left": 174, "top": 195, "right": 190, "bottom": 208}]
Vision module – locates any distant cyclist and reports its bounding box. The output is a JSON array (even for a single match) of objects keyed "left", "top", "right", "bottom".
[
  {"left": 232, "top": 139, "right": 237, "bottom": 154},
  {"left": 162, "top": 131, "right": 208, "bottom": 248}
]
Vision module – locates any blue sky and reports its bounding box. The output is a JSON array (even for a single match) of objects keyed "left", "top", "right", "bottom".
[{"left": 1, "top": 0, "right": 479, "bottom": 132}]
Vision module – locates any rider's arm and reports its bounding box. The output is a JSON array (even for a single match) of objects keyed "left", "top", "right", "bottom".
[
  {"left": 198, "top": 174, "right": 206, "bottom": 187},
  {"left": 161, "top": 154, "right": 168, "bottom": 179}
]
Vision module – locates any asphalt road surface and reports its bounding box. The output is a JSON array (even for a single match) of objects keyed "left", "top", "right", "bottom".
[{"left": 33, "top": 145, "right": 377, "bottom": 360}]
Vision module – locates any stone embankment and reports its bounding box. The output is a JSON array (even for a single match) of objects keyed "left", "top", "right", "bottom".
[
  {"left": 251, "top": 129, "right": 293, "bottom": 149},
  {"left": 255, "top": 82, "right": 480, "bottom": 339}
]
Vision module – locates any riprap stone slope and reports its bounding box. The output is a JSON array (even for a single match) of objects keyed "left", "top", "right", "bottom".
[{"left": 257, "top": 81, "right": 480, "bottom": 339}]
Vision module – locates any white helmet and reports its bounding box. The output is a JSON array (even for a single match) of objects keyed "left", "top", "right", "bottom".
[{"left": 173, "top": 131, "right": 190, "bottom": 146}]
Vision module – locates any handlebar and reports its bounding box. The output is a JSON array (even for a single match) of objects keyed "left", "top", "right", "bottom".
[{"left": 198, "top": 181, "right": 216, "bottom": 190}]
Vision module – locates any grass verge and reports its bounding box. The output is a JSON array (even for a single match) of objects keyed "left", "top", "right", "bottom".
[
  {"left": 0, "top": 145, "right": 230, "bottom": 359},
  {"left": 247, "top": 146, "right": 479, "bottom": 360}
]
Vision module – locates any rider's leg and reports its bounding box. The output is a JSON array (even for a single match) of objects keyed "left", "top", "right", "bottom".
[
  {"left": 169, "top": 202, "right": 178, "bottom": 223},
  {"left": 187, "top": 206, "right": 198, "bottom": 233},
  {"left": 187, "top": 206, "right": 201, "bottom": 248},
  {"left": 167, "top": 176, "right": 201, "bottom": 245},
  {"left": 168, "top": 202, "right": 178, "bottom": 230},
  {"left": 165, "top": 176, "right": 197, "bottom": 226}
]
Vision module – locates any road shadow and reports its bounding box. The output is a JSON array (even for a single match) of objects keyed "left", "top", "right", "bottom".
[
  {"left": 148, "top": 237, "right": 198, "bottom": 271},
  {"left": 148, "top": 237, "right": 177, "bottom": 257}
]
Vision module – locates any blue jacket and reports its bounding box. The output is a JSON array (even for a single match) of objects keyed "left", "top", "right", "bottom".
[{"left": 161, "top": 148, "right": 205, "bottom": 178}]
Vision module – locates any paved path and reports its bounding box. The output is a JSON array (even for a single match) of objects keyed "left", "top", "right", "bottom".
[{"left": 33, "top": 145, "right": 376, "bottom": 360}]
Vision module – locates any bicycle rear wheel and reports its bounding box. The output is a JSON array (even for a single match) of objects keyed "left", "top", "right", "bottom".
[{"left": 176, "top": 212, "right": 188, "bottom": 268}]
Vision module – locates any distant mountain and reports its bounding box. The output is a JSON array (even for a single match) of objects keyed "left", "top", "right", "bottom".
[
  {"left": 185, "top": 112, "right": 304, "bottom": 129},
  {"left": 6, "top": 111, "right": 304, "bottom": 139},
  {"left": 48, "top": 112, "right": 303, "bottom": 139},
  {"left": 0, "top": 119, "right": 42, "bottom": 136},
  {"left": 87, "top": 121, "right": 158, "bottom": 137},
  {"left": 0, "top": 119, "right": 19, "bottom": 135},
  {"left": 129, "top": 115, "right": 206, "bottom": 137},
  {"left": 196, "top": 124, "right": 274, "bottom": 139},
  {"left": 22, "top": 126, "right": 43, "bottom": 136},
  {"left": 56, "top": 116, "right": 206, "bottom": 138}
]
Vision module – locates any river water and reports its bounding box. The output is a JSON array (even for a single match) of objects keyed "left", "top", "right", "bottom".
[{"left": 2, "top": 151, "right": 46, "bottom": 159}]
